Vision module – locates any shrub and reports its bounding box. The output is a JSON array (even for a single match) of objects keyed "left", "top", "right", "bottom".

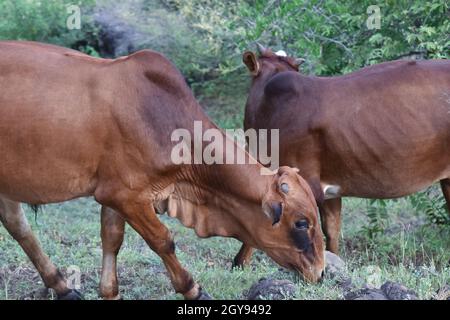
[{"left": 0, "top": 0, "right": 98, "bottom": 54}]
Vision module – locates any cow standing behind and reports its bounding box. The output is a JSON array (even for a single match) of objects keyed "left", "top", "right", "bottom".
[
  {"left": 234, "top": 45, "right": 450, "bottom": 267},
  {"left": 0, "top": 41, "right": 324, "bottom": 300}
]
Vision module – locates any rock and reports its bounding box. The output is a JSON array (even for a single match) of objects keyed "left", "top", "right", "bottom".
[
  {"left": 344, "top": 286, "right": 388, "bottom": 300},
  {"left": 324, "top": 251, "right": 354, "bottom": 292},
  {"left": 93, "top": 3, "right": 146, "bottom": 58},
  {"left": 246, "top": 278, "right": 296, "bottom": 300},
  {"left": 336, "top": 277, "right": 355, "bottom": 292},
  {"left": 345, "top": 281, "right": 420, "bottom": 300},
  {"left": 19, "top": 287, "right": 50, "bottom": 300},
  {"left": 433, "top": 285, "right": 450, "bottom": 300},
  {"left": 381, "top": 281, "right": 418, "bottom": 300},
  {"left": 325, "top": 251, "right": 346, "bottom": 277},
  {"left": 94, "top": 10, "right": 140, "bottom": 57}
]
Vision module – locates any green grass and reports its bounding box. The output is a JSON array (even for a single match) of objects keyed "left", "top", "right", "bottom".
[{"left": 0, "top": 197, "right": 448, "bottom": 300}]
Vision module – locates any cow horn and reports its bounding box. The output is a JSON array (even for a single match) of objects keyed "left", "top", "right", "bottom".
[
  {"left": 281, "top": 183, "right": 289, "bottom": 194},
  {"left": 295, "top": 58, "right": 306, "bottom": 66},
  {"left": 256, "top": 43, "right": 266, "bottom": 55}
]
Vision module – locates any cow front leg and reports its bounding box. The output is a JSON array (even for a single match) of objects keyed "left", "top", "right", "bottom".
[
  {"left": 100, "top": 206, "right": 125, "bottom": 300},
  {"left": 232, "top": 244, "right": 254, "bottom": 269},
  {"left": 319, "top": 197, "right": 342, "bottom": 254},
  {"left": 101, "top": 196, "right": 210, "bottom": 300},
  {"left": 440, "top": 179, "right": 450, "bottom": 214},
  {"left": 0, "top": 197, "right": 80, "bottom": 299}
]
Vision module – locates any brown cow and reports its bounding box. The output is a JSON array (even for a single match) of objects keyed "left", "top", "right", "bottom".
[
  {"left": 234, "top": 45, "right": 450, "bottom": 267},
  {"left": 0, "top": 41, "right": 324, "bottom": 300}
]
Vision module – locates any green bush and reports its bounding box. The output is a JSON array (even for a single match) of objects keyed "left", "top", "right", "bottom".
[
  {"left": 409, "top": 186, "right": 450, "bottom": 225},
  {"left": 177, "top": 0, "right": 449, "bottom": 75},
  {"left": 0, "top": 0, "right": 98, "bottom": 54},
  {"left": 362, "top": 199, "right": 390, "bottom": 240}
]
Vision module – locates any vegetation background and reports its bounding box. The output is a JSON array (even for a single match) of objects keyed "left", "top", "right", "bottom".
[{"left": 0, "top": 0, "right": 449, "bottom": 299}]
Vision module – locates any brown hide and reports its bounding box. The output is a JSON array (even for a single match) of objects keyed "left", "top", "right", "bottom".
[
  {"left": 0, "top": 41, "right": 324, "bottom": 299},
  {"left": 245, "top": 49, "right": 450, "bottom": 200}
]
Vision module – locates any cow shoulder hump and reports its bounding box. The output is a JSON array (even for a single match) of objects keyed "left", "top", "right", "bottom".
[{"left": 264, "top": 71, "right": 300, "bottom": 98}]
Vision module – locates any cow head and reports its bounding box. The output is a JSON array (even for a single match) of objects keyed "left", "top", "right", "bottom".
[
  {"left": 243, "top": 43, "right": 305, "bottom": 77},
  {"left": 259, "top": 166, "right": 324, "bottom": 282}
]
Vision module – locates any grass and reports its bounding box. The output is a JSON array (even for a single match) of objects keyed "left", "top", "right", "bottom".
[{"left": 0, "top": 196, "right": 448, "bottom": 300}]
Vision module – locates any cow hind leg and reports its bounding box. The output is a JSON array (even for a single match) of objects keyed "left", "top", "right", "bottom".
[
  {"left": 100, "top": 206, "right": 125, "bottom": 300},
  {"left": 0, "top": 197, "right": 80, "bottom": 299},
  {"left": 319, "top": 197, "right": 342, "bottom": 254},
  {"left": 440, "top": 179, "right": 450, "bottom": 214},
  {"left": 232, "top": 244, "right": 254, "bottom": 269},
  {"left": 98, "top": 193, "right": 211, "bottom": 300}
]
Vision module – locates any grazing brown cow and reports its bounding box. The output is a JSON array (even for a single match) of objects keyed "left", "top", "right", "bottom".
[
  {"left": 0, "top": 41, "right": 324, "bottom": 300},
  {"left": 234, "top": 45, "right": 450, "bottom": 267}
]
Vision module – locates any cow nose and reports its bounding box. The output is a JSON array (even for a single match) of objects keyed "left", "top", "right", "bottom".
[{"left": 312, "top": 268, "right": 324, "bottom": 283}]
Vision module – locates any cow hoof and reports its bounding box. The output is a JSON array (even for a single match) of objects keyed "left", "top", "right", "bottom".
[
  {"left": 58, "top": 289, "right": 84, "bottom": 300},
  {"left": 231, "top": 261, "right": 243, "bottom": 270},
  {"left": 231, "top": 259, "right": 248, "bottom": 270}
]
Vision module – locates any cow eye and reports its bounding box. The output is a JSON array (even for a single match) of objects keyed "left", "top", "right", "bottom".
[{"left": 294, "top": 220, "right": 309, "bottom": 230}]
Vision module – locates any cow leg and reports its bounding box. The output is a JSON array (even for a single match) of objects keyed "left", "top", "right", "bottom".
[
  {"left": 319, "top": 197, "right": 342, "bottom": 254},
  {"left": 232, "top": 244, "right": 254, "bottom": 269},
  {"left": 100, "top": 195, "right": 210, "bottom": 300},
  {"left": 0, "top": 197, "right": 80, "bottom": 299},
  {"left": 440, "top": 179, "right": 450, "bottom": 213},
  {"left": 100, "top": 206, "right": 125, "bottom": 300}
]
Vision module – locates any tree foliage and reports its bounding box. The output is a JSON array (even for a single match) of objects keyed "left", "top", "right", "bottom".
[
  {"left": 0, "top": 0, "right": 98, "bottom": 53},
  {"left": 408, "top": 187, "right": 450, "bottom": 225},
  {"left": 164, "top": 0, "right": 449, "bottom": 76},
  {"left": 1, "top": 0, "right": 447, "bottom": 78}
]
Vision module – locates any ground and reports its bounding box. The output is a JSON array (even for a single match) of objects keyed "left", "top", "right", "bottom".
[{"left": 0, "top": 197, "right": 448, "bottom": 300}]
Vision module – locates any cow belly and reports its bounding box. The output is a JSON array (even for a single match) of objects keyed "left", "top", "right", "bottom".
[
  {"left": 330, "top": 172, "right": 449, "bottom": 199},
  {"left": 321, "top": 152, "right": 450, "bottom": 199},
  {"left": 0, "top": 120, "right": 101, "bottom": 204},
  {"left": 319, "top": 98, "right": 450, "bottom": 199},
  {"left": 0, "top": 163, "right": 98, "bottom": 204}
]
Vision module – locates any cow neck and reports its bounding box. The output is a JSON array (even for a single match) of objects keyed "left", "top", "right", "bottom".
[
  {"left": 172, "top": 136, "right": 272, "bottom": 244},
  {"left": 258, "top": 70, "right": 282, "bottom": 91},
  {"left": 246, "top": 71, "right": 277, "bottom": 120},
  {"left": 186, "top": 129, "right": 270, "bottom": 204},
  {"left": 199, "top": 162, "right": 269, "bottom": 203}
]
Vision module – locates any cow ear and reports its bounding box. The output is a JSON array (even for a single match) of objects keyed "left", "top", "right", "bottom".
[
  {"left": 243, "top": 51, "right": 260, "bottom": 76},
  {"left": 262, "top": 201, "right": 283, "bottom": 226}
]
